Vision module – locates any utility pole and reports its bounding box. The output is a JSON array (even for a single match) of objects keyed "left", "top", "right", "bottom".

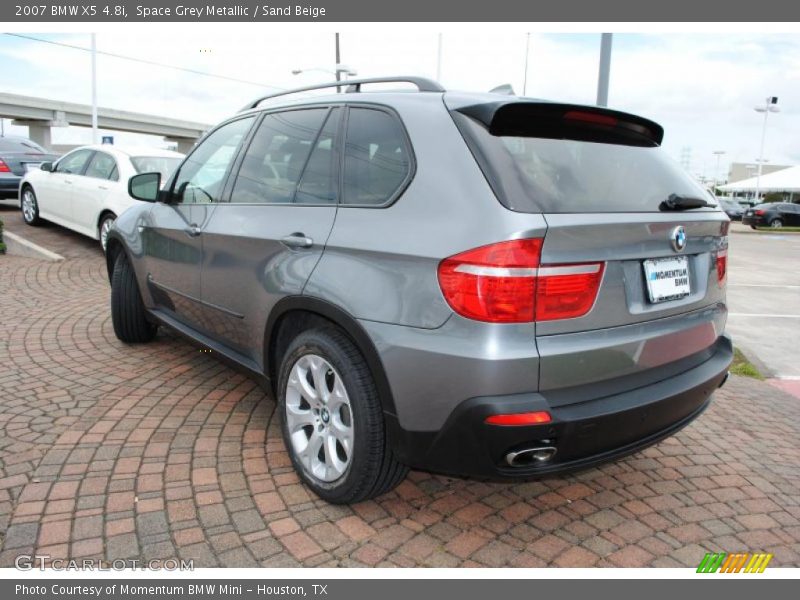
[
  {"left": 91, "top": 33, "right": 98, "bottom": 143},
  {"left": 596, "top": 33, "right": 612, "bottom": 107}
]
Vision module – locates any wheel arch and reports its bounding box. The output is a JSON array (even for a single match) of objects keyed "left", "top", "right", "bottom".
[
  {"left": 264, "top": 296, "right": 398, "bottom": 418},
  {"left": 104, "top": 232, "right": 130, "bottom": 282},
  {"left": 97, "top": 209, "right": 117, "bottom": 233}
]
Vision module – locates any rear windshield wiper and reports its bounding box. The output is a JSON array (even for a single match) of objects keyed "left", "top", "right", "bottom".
[{"left": 659, "top": 194, "right": 717, "bottom": 211}]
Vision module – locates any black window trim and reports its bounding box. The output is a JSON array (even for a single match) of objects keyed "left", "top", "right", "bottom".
[{"left": 223, "top": 104, "right": 342, "bottom": 207}]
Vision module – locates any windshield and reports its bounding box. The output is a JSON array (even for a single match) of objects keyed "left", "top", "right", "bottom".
[
  {"left": 454, "top": 113, "right": 711, "bottom": 213},
  {"left": 131, "top": 156, "right": 182, "bottom": 180}
]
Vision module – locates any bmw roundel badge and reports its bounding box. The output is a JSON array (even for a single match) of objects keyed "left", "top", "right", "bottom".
[{"left": 670, "top": 226, "right": 687, "bottom": 252}]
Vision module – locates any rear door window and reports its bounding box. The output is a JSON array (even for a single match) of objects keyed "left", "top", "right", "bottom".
[
  {"left": 84, "top": 152, "right": 118, "bottom": 180},
  {"left": 295, "top": 108, "right": 341, "bottom": 204},
  {"left": 341, "top": 108, "right": 411, "bottom": 206},
  {"left": 230, "top": 108, "right": 329, "bottom": 204}
]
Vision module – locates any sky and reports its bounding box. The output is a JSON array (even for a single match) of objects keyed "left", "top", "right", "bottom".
[{"left": 1, "top": 30, "right": 798, "bottom": 182}]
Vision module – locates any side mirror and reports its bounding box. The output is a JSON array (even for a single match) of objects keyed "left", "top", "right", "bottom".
[
  {"left": 128, "top": 172, "right": 161, "bottom": 202},
  {"left": 40, "top": 162, "right": 53, "bottom": 172}
]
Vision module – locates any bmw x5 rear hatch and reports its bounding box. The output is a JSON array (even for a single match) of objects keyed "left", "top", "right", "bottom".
[{"left": 446, "top": 95, "right": 729, "bottom": 395}]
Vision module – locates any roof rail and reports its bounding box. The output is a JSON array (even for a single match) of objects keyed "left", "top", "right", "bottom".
[{"left": 241, "top": 76, "right": 445, "bottom": 111}]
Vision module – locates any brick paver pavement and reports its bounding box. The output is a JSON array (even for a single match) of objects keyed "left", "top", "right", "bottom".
[{"left": 1, "top": 205, "right": 799, "bottom": 567}]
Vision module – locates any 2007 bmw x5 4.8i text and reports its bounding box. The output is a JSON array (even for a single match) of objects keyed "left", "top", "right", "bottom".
[{"left": 106, "top": 77, "right": 732, "bottom": 503}]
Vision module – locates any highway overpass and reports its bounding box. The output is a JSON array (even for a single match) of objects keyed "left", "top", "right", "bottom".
[{"left": 0, "top": 93, "right": 211, "bottom": 153}]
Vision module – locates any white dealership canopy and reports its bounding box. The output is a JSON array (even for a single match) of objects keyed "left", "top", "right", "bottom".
[{"left": 719, "top": 165, "right": 800, "bottom": 192}]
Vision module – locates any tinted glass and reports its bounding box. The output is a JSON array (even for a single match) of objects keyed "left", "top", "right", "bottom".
[
  {"left": 56, "top": 149, "right": 93, "bottom": 174},
  {"left": 84, "top": 152, "right": 118, "bottom": 180},
  {"left": 296, "top": 108, "right": 340, "bottom": 204},
  {"left": 231, "top": 108, "right": 328, "bottom": 204},
  {"left": 131, "top": 156, "right": 182, "bottom": 180},
  {"left": 342, "top": 108, "right": 410, "bottom": 205},
  {"left": 172, "top": 117, "right": 254, "bottom": 204},
  {"left": 454, "top": 113, "right": 711, "bottom": 213}
]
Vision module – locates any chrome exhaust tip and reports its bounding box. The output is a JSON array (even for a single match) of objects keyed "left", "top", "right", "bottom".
[{"left": 505, "top": 446, "right": 557, "bottom": 467}]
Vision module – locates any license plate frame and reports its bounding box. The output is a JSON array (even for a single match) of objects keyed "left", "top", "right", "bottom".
[{"left": 643, "top": 256, "right": 691, "bottom": 304}]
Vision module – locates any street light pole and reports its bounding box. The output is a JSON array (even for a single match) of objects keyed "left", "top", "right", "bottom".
[
  {"left": 596, "top": 33, "right": 613, "bottom": 107},
  {"left": 522, "top": 32, "right": 530, "bottom": 96},
  {"left": 91, "top": 33, "right": 98, "bottom": 144},
  {"left": 436, "top": 33, "right": 443, "bottom": 81},
  {"left": 335, "top": 33, "right": 341, "bottom": 92},
  {"left": 712, "top": 150, "right": 726, "bottom": 193},
  {"left": 754, "top": 96, "right": 779, "bottom": 204}
]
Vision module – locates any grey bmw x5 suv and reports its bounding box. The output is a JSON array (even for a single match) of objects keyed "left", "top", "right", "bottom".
[{"left": 108, "top": 77, "right": 732, "bottom": 503}]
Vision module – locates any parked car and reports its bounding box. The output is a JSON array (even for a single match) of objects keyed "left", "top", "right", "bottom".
[
  {"left": 718, "top": 198, "right": 745, "bottom": 221},
  {"left": 106, "top": 77, "right": 732, "bottom": 503},
  {"left": 0, "top": 136, "right": 59, "bottom": 199},
  {"left": 742, "top": 202, "right": 800, "bottom": 229},
  {"left": 20, "top": 144, "right": 184, "bottom": 251}
]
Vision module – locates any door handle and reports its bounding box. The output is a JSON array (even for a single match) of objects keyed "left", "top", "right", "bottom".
[
  {"left": 64, "top": 179, "right": 73, "bottom": 185},
  {"left": 98, "top": 185, "right": 109, "bottom": 190},
  {"left": 184, "top": 224, "right": 201, "bottom": 237},
  {"left": 280, "top": 233, "right": 314, "bottom": 249}
]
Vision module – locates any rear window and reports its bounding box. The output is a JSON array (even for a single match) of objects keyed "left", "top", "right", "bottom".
[
  {"left": 453, "top": 112, "right": 710, "bottom": 214},
  {"left": 131, "top": 156, "right": 182, "bottom": 180},
  {"left": 0, "top": 138, "right": 46, "bottom": 153}
]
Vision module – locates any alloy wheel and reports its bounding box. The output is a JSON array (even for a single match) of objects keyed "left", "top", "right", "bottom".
[
  {"left": 100, "top": 217, "right": 115, "bottom": 252},
  {"left": 21, "top": 190, "right": 36, "bottom": 223},
  {"left": 285, "top": 354, "right": 354, "bottom": 483}
]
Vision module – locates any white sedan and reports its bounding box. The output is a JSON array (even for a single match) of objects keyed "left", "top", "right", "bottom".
[{"left": 20, "top": 144, "right": 184, "bottom": 251}]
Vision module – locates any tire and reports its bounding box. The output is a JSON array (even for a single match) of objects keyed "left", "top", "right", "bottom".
[
  {"left": 20, "top": 186, "right": 40, "bottom": 225},
  {"left": 110, "top": 252, "right": 157, "bottom": 343},
  {"left": 769, "top": 218, "right": 783, "bottom": 229},
  {"left": 277, "top": 327, "right": 408, "bottom": 503},
  {"left": 750, "top": 225, "right": 757, "bottom": 230},
  {"left": 99, "top": 213, "right": 116, "bottom": 253}
]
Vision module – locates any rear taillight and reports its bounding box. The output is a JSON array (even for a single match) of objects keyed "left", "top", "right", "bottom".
[
  {"left": 755, "top": 209, "right": 765, "bottom": 216},
  {"left": 716, "top": 248, "right": 727, "bottom": 287},
  {"left": 0, "top": 159, "right": 11, "bottom": 173},
  {"left": 535, "top": 264, "right": 605, "bottom": 321},
  {"left": 437, "top": 239, "right": 604, "bottom": 323}
]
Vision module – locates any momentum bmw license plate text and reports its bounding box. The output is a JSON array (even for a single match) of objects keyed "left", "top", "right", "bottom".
[{"left": 643, "top": 256, "right": 691, "bottom": 303}]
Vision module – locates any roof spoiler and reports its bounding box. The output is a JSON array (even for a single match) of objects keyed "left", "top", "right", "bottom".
[{"left": 455, "top": 101, "right": 664, "bottom": 147}]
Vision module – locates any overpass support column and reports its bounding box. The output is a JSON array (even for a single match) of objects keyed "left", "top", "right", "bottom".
[
  {"left": 13, "top": 120, "right": 53, "bottom": 150},
  {"left": 165, "top": 137, "right": 197, "bottom": 154}
]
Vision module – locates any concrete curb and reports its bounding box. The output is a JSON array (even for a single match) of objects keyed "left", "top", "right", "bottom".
[
  {"left": 3, "top": 230, "right": 64, "bottom": 262},
  {"left": 736, "top": 342, "right": 774, "bottom": 379}
]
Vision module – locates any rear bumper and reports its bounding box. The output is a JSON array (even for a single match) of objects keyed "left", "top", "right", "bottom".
[
  {"left": 0, "top": 175, "right": 21, "bottom": 198},
  {"left": 741, "top": 215, "right": 766, "bottom": 227},
  {"left": 389, "top": 333, "right": 732, "bottom": 479}
]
